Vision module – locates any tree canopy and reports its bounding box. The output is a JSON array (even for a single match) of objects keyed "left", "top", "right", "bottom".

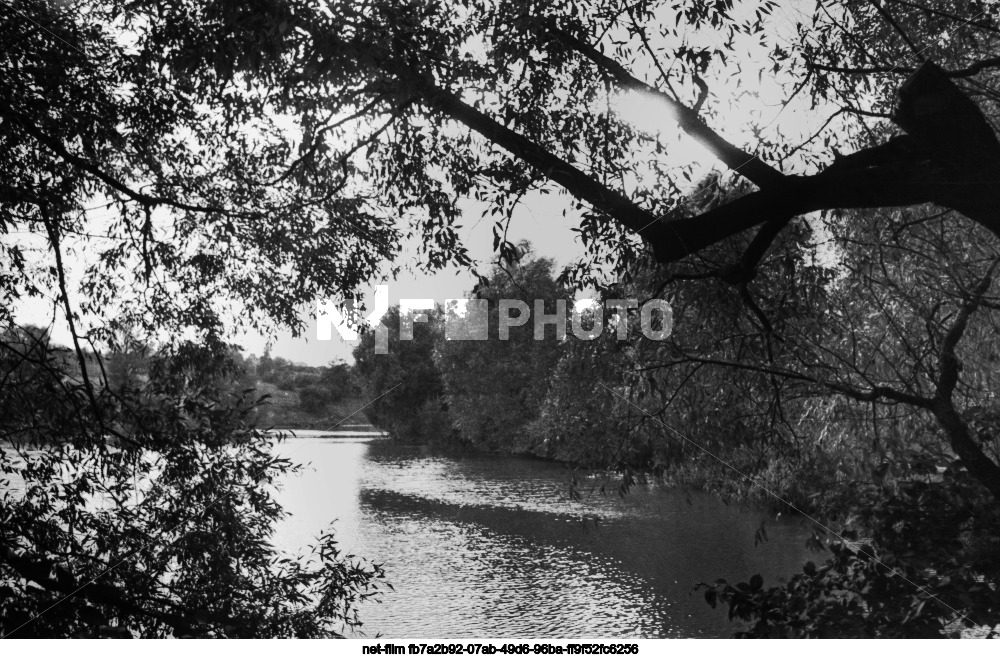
[{"left": 6, "top": 1, "right": 1000, "bottom": 323}]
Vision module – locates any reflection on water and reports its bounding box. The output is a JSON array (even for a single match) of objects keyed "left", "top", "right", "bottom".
[{"left": 271, "top": 431, "right": 815, "bottom": 638}]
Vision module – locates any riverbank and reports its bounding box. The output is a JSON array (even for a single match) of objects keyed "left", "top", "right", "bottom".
[
  {"left": 368, "top": 421, "right": 809, "bottom": 517},
  {"left": 255, "top": 386, "right": 374, "bottom": 430}
]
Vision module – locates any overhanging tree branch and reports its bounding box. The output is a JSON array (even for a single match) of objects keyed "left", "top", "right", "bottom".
[
  {"left": 648, "top": 166, "right": 947, "bottom": 261},
  {"left": 652, "top": 61, "right": 1000, "bottom": 263},
  {"left": 416, "top": 81, "right": 684, "bottom": 248}
]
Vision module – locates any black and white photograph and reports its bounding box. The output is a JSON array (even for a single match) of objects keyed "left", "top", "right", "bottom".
[{"left": 2, "top": 0, "right": 1000, "bottom": 643}]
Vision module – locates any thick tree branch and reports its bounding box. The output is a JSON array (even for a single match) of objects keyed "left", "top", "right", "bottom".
[
  {"left": 931, "top": 265, "right": 1000, "bottom": 501},
  {"left": 894, "top": 62, "right": 1000, "bottom": 174},
  {"left": 417, "top": 82, "right": 683, "bottom": 247},
  {"left": 652, "top": 61, "right": 1000, "bottom": 263},
  {"left": 426, "top": 70, "right": 1000, "bottom": 268},
  {"left": 649, "top": 165, "right": 953, "bottom": 261}
]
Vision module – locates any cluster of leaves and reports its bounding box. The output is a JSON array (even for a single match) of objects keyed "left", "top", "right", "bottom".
[
  {"left": 1, "top": 0, "right": 405, "bottom": 339},
  {"left": 699, "top": 460, "right": 1000, "bottom": 637},
  {"left": 525, "top": 335, "right": 645, "bottom": 468},
  {"left": 3, "top": 0, "right": 813, "bottom": 310},
  {"left": 1, "top": 328, "right": 385, "bottom": 638}
]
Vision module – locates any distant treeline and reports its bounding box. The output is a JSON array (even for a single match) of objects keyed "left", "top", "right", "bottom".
[
  {"left": 352, "top": 243, "right": 649, "bottom": 468},
  {"left": 252, "top": 353, "right": 365, "bottom": 428},
  {"left": 0, "top": 325, "right": 365, "bottom": 434}
]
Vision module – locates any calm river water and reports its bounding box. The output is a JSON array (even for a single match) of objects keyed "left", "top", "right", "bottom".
[{"left": 270, "top": 430, "right": 815, "bottom": 638}]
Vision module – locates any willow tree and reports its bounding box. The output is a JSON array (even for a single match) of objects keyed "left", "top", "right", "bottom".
[{"left": 4, "top": 0, "right": 1000, "bottom": 635}]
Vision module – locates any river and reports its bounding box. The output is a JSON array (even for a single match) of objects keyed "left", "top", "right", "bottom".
[{"left": 270, "top": 429, "right": 815, "bottom": 638}]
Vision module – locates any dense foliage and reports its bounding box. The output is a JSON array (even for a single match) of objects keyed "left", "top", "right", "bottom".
[
  {"left": 700, "top": 462, "right": 1000, "bottom": 638},
  {"left": 1, "top": 330, "right": 384, "bottom": 638},
  {"left": 353, "top": 246, "right": 567, "bottom": 450},
  {"left": 435, "top": 247, "right": 569, "bottom": 452},
  {"left": 353, "top": 305, "right": 454, "bottom": 444}
]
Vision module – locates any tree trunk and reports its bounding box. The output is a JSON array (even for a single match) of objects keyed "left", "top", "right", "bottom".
[{"left": 932, "top": 402, "right": 1000, "bottom": 502}]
